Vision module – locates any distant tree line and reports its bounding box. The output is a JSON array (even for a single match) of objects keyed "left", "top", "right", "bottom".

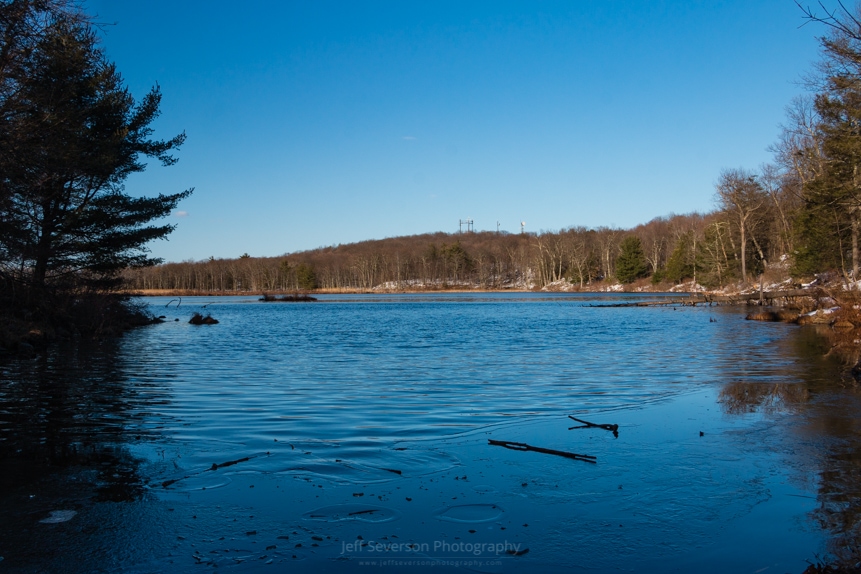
[{"left": 121, "top": 210, "right": 780, "bottom": 292}]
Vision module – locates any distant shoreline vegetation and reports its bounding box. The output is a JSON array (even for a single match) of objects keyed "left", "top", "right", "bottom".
[{"left": 121, "top": 222, "right": 794, "bottom": 294}]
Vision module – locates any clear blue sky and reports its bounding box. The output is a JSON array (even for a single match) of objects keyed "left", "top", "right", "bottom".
[{"left": 88, "top": 0, "right": 822, "bottom": 263}]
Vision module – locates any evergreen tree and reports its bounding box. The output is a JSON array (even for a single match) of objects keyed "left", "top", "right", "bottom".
[
  {"left": 665, "top": 233, "right": 694, "bottom": 283},
  {"left": 615, "top": 236, "right": 648, "bottom": 284},
  {"left": 296, "top": 263, "right": 318, "bottom": 290},
  {"left": 0, "top": 15, "right": 191, "bottom": 290},
  {"left": 794, "top": 3, "right": 861, "bottom": 278}
]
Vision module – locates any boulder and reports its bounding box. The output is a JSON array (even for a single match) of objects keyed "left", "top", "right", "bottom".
[
  {"left": 189, "top": 312, "right": 219, "bottom": 325},
  {"left": 798, "top": 309, "right": 836, "bottom": 325}
]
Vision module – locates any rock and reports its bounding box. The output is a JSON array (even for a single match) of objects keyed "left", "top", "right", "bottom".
[
  {"left": 189, "top": 312, "right": 219, "bottom": 325},
  {"left": 833, "top": 320, "right": 855, "bottom": 330},
  {"left": 798, "top": 309, "right": 837, "bottom": 325}
]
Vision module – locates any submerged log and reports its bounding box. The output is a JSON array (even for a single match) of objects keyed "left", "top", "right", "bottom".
[{"left": 487, "top": 439, "right": 596, "bottom": 463}]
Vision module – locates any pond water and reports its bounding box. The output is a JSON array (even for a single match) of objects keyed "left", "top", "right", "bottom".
[{"left": 1, "top": 293, "right": 859, "bottom": 573}]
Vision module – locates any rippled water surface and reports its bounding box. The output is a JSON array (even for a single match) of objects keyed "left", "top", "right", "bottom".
[{"left": 1, "top": 293, "right": 859, "bottom": 573}]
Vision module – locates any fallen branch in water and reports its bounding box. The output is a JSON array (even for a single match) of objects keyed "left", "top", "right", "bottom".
[
  {"left": 158, "top": 454, "right": 260, "bottom": 488},
  {"left": 487, "top": 440, "right": 596, "bottom": 463},
  {"left": 568, "top": 416, "right": 619, "bottom": 436},
  {"left": 348, "top": 509, "right": 379, "bottom": 516},
  {"left": 210, "top": 456, "right": 250, "bottom": 470}
]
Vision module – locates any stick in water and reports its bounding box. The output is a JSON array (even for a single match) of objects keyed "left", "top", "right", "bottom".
[
  {"left": 487, "top": 440, "right": 596, "bottom": 463},
  {"left": 568, "top": 416, "right": 619, "bottom": 434}
]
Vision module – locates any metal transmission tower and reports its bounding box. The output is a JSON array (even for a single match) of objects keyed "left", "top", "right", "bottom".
[{"left": 459, "top": 218, "right": 474, "bottom": 233}]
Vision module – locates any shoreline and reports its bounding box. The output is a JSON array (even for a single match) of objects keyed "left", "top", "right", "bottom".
[{"left": 123, "top": 287, "right": 761, "bottom": 297}]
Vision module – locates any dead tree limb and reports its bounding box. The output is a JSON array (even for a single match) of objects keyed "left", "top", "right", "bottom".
[
  {"left": 568, "top": 416, "right": 619, "bottom": 436},
  {"left": 487, "top": 439, "right": 596, "bottom": 463}
]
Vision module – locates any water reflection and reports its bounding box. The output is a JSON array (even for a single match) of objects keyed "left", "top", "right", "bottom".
[
  {"left": 718, "top": 325, "right": 861, "bottom": 568},
  {"left": 0, "top": 338, "right": 174, "bottom": 572},
  {"left": 4, "top": 296, "right": 861, "bottom": 572},
  {"left": 719, "top": 382, "right": 810, "bottom": 414},
  {"left": 0, "top": 339, "right": 164, "bottom": 499}
]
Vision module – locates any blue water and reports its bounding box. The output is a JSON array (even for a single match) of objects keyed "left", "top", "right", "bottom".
[
  {"left": 126, "top": 294, "right": 795, "bottom": 443},
  {"left": 0, "top": 293, "right": 855, "bottom": 573}
]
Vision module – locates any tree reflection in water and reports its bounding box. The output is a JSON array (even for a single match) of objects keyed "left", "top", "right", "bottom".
[
  {"left": 0, "top": 338, "right": 173, "bottom": 571},
  {"left": 718, "top": 327, "right": 861, "bottom": 568},
  {"left": 719, "top": 381, "right": 810, "bottom": 415}
]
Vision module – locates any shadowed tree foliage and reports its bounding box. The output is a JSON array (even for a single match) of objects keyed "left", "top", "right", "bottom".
[
  {"left": 295, "top": 262, "right": 318, "bottom": 290},
  {"left": 0, "top": 2, "right": 191, "bottom": 342},
  {"left": 0, "top": 17, "right": 190, "bottom": 291},
  {"left": 791, "top": 2, "right": 861, "bottom": 281},
  {"left": 664, "top": 232, "right": 695, "bottom": 284},
  {"left": 615, "top": 236, "right": 648, "bottom": 284}
]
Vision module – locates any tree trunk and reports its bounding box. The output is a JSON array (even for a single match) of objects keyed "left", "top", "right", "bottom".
[
  {"left": 852, "top": 207, "right": 859, "bottom": 281},
  {"left": 740, "top": 214, "right": 747, "bottom": 284}
]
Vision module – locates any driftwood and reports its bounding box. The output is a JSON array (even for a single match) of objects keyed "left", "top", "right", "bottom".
[
  {"left": 568, "top": 416, "right": 619, "bottom": 437},
  {"left": 210, "top": 456, "right": 250, "bottom": 470},
  {"left": 487, "top": 439, "right": 596, "bottom": 463}
]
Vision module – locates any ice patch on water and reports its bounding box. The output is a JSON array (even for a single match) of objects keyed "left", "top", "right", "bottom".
[
  {"left": 171, "top": 475, "right": 232, "bottom": 491},
  {"left": 434, "top": 504, "right": 504, "bottom": 523},
  {"left": 39, "top": 510, "right": 76, "bottom": 524},
  {"left": 303, "top": 504, "right": 401, "bottom": 523}
]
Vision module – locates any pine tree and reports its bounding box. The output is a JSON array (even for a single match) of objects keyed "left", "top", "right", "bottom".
[
  {"left": 664, "top": 233, "right": 694, "bottom": 284},
  {"left": 615, "top": 236, "right": 648, "bottom": 284},
  {"left": 0, "top": 15, "right": 191, "bottom": 291}
]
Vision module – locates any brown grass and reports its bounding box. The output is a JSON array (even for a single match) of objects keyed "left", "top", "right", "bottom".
[{"left": 745, "top": 310, "right": 799, "bottom": 323}]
